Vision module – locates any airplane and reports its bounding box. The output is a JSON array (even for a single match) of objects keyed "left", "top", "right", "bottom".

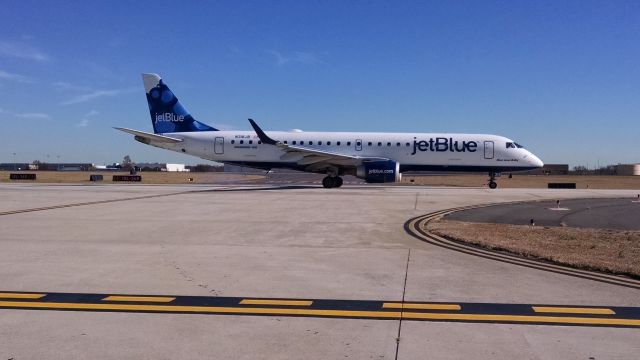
[{"left": 116, "top": 73, "right": 544, "bottom": 189}]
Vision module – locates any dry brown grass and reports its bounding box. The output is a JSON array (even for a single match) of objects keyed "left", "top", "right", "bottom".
[
  {"left": 402, "top": 174, "right": 640, "bottom": 189},
  {"left": 0, "top": 171, "right": 265, "bottom": 184},
  {"left": 428, "top": 219, "right": 640, "bottom": 278}
]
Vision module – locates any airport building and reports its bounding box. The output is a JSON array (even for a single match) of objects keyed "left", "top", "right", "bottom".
[
  {"left": 136, "top": 163, "right": 189, "bottom": 172},
  {"left": 522, "top": 164, "right": 569, "bottom": 175},
  {"left": 615, "top": 164, "right": 640, "bottom": 176},
  {"left": 0, "top": 163, "right": 93, "bottom": 171}
]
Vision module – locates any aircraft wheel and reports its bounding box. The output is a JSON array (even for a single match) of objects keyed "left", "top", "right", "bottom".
[
  {"left": 322, "top": 176, "right": 334, "bottom": 188},
  {"left": 334, "top": 177, "right": 343, "bottom": 188},
  {"left": 489, "top": 181, "right": 497, "bottom": 189}
]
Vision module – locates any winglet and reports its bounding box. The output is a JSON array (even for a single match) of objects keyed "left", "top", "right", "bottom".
[{"left": 248, "top": 119, "right": 278, "bottom": 145}]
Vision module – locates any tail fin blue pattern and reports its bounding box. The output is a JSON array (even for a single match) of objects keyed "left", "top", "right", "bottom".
[{"left": 142, "top": 73, "right": 217, "bottom": 133}]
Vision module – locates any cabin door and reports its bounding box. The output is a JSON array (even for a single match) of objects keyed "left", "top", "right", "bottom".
[
  {"left": 214, "top": 137, "right": 224, "bottom": 155},
  {"left": 483, "top": 141, "right": 494, "bottom": 159}
]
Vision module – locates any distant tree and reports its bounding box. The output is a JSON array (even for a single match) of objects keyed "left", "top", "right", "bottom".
[
  {"left": 122, "top": 155, "right": 133, "bottom": 171},
  {"left": 189, "top": 164, "right": 224, "bottom": 172},
  {"left": 571, "top": 166, "right": 589, "bottom": 175}
]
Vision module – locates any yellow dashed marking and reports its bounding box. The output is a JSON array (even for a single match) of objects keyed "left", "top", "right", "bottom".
[
  {"left": 0, "top": 293, "right": 45, "bottom": 299},
  {"left": 103, "top": 296, "right": 176, "bottom": 303},
  {"left": 240, "top": 299, "right": 313, "bottom": 306},
  {"left": 532, "top": 306, "right": 615, "bottom": 315},
  {"left": 383, "top": 302, "right": 461, "bottom": 310}
]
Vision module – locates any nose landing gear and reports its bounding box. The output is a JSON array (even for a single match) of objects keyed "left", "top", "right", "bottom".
[
  {"left": 488, "top": 172, "right": 498, "bottom": 189},
  {"left": 322, "top": 176, "right": 344, "bottom": 188}
]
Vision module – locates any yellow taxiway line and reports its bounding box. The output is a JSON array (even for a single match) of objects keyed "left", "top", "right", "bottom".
[
  {"left": 0, "top": 293, "right": 46, "bottom": 299},
  {"left": 383, "top": 302, "right": 461, "bottom": 310},
  {"left": 0, "top": 300, "right": 399, "bottom": 319},
  {"left": 532, "top": 306, "right": 615, "bottom": 315},
  {"left": 240, "top": 299, "right": 313, "bottom": 306},
  {"left": 102, "top": 296, "right": 176, "bottom": 303},
  {"left": 1, "top": 300, "right": 639, "bottom": 327}
]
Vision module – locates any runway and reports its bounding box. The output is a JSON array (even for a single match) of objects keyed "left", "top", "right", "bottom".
[{"left": 1, "top": 183, "right": 639, "bottom": 359}]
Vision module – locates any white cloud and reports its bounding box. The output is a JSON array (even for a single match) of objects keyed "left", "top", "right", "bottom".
[
  {"left": 0, "top": 108, "right": 50, "bottom": 120},
  {"left": 76, "top": 119, "right": 89, "bottom": 127},
  {"left": 268, "top": 50, "right": 290, "bottom": 66},
  {"left": 60, "top": 87, "right": 137, "bottom": 105},
  {"left": 85, "top": 109, "right": 99, "bottom": 117},
  {"left": 292, "top": 51, "right": 322, "bottom": 65},
  {"left": 52, "top": 81, "right": 92, "bottom": 92},
  {"left": 268, "top": 50, "right": 323, "bottom": 67},
  {"left": 0, "top": 40, "right": 49, "bottom": 62},
  {"left": 0, "top": 69, "right": 31, "bottom": 83},
  {"left": 14, "top": 112, "right": 51, "bottom": 119}
]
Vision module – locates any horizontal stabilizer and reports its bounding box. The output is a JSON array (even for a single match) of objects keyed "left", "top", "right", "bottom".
[{"left": 114, "top": 127, "right": 183, "bottom": 143}]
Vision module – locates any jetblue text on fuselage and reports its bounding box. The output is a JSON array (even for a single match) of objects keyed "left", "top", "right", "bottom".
[
  {"left": 411, "top": 137, "right": 478, "bottom": 155},
  {"left": 155, "top": 113, "right": 185, "bottom": 123}
]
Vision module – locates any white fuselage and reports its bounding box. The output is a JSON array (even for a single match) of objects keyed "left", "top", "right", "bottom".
[{"left": 144, "top": 130, "right": 544, "bottom": 172}]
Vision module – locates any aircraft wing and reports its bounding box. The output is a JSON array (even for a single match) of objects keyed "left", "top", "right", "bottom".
[
  {"left": 114, "top": 127, "right": 183, "bottom": 143},
  {"left": 248, "top": 119, "right": 387, "bottom": 170}
]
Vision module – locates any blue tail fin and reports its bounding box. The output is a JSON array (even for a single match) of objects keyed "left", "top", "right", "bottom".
[{"left": 142, "top": 73, "right": 217, "bottom": 133}]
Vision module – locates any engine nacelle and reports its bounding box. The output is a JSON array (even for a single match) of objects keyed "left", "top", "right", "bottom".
[{"left": 356, "top": 160, "right": 402, "bottom": 183}]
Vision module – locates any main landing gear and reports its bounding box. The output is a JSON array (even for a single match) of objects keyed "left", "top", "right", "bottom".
[
  {"left": 322, "top": 176, "right": 343, "bottom": 188},
  {"left": 488, "top": 172, "right": 498, "bottom": 189}
]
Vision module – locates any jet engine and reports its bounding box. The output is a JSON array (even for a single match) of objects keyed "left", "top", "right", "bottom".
[{"left": 356, "top": 160, "right": 402, "bottom": 183}]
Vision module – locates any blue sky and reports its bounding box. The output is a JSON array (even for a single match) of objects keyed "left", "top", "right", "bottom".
[{"left": 1, "top": 0, "right": 638, "bottom": 167}]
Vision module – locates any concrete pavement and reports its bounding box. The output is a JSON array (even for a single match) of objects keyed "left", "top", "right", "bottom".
[{"left": 1, "top": 184, "right": 638, "bottom": 359}]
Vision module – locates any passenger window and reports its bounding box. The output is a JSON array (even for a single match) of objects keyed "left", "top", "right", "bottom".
[
  {"left": 300, "top": 141, "right": 305, "bottom": 145},
  {"left": 258, "top": 141, "right": 262, "bottom": 144},
  {"left": 318, "top": 141, "right": 322, "bottom": 145},
  {"left": 231, "top": 140, "right": 235, "bottom": 144},
  {"left": 309, "top": 141, "right": 313, "bottom": 145},
  {"left": 406, "top": 143, "right": 410, "bottom": 147},
  {"left": 327, "top": 141, "right": 331, "bottom": 145},
  {"left": 348, "top": 142, "right": 352, "bottom": 146},
  {"left": 292, "top": 141, "right": 297, "bottom": 145},
  {"left": 396, "top": 142, "right": 401, "bottom": 146},
  {"left": 249, "top": 140, "right": 253, "bottom": 144},
  {"left": 284, "top": 141, "right": 288, "bottom": 144},
  {"left": 378, "top": 142, "right": 382, "bottom": 146},
  {"left": 368, "top": 142, "right": 372, "bottom": 146},
  {"left": 387, "top": 142, "right": 391, "bottom": 146},
  {"left": 337, "top": 141, "right": 341, "bottom": 146},
  {"left": 240, "top": 140, "right": 244, "bottom": 144}
]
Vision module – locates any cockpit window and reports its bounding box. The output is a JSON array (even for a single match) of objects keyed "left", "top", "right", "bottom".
[{"left": 506, "top": 142, "right": 524, "bottom": 149}]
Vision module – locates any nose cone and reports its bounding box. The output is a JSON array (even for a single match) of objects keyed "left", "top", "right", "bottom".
[{"left": 529, "top": 153, "right": 544, "bottom": 168}]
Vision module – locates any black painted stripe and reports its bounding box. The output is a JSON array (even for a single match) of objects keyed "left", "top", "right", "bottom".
[{"left": 0, "top": 291, "right": 638, "bottom": 327}]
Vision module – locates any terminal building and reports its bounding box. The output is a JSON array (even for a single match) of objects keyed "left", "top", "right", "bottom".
[
  {"left": 135, "top": 163, "right": 189, "bottom": 172},
  {"left": 615, "top": 164, "right": 640, "bottom": 176},
  {"left": 522, "top": 164, "right": 569, "bottom": 175},
  {"left": 0, "top": 163, "right": 93, "bottom": 171}
]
